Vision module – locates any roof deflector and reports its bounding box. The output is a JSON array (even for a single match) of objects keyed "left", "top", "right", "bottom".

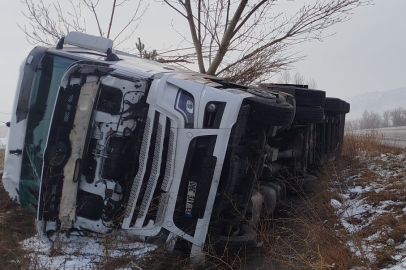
[{"left": 56, "top": 32, "right": 113, "bottom": 52}]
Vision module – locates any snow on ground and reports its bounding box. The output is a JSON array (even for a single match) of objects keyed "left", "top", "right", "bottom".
[
  {"left": 0, "top": 125, "right": 153, "bottom": 269},
  {"left": 0, "top": 124, "right": 8, "bottom": 147},
  {"left": 332, "top": 153, "right": 406, "bottom": 269},
  {"left": 21, "top": 232, "right": 156, "bottom": 269},
  {"left": 13, "top": 139, "right": 404, "bottom": 269}
]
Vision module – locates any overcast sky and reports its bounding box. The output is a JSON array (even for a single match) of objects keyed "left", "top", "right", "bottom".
[{"left": 0, "top": 0, "right": 405, "bottom": 122}]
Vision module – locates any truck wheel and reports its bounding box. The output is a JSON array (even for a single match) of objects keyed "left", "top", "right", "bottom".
[
  {"left": 340, "top": 101, "right": 350, "bottom": 114},
  {"left": 344, "top": 102, "right": 350, "bottom": 113},
  {"left": 294, "top": 106, "right": 324, "bottom": 123},
  {"left": 265, "top": 86, "right": 326, "bottom": 107},
  {"left": 245, "top": 93, "right": 295, "bottom": 126},
  {"left": 294, "top": 88, "right": 326, "bottom": 107},
  {"left": 213, "top": 224, "right": 259, "bottom": 254},
  {"left": 324, "top": 98, "right": 342, "bottom": 113}
]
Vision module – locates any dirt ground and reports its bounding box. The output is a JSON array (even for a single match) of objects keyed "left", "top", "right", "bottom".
[{"left": 0, "top": 149, "right": 36, "bottom": 269}]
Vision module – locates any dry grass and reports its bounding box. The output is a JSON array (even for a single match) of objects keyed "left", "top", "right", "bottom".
[
  {"left": 343, "top": 132, "right": 403, "bottom": 157},
  {"left": 256, "top": 163, "right": 358, "bottom": 270},
  {"left": 336, "top": 133, "right": 406, "bottom": 269},
  {"left": 1, "top": 133, "right": 404, "bottom": 269},
  {"left": 141, "top": 161, "right": 361, "bottom": 270},
  {"left": 0, "top": 149, "right": 37, "bottom": 269},
  {"left": 245, "top": 133, "right": 406, "bottom": 270}
]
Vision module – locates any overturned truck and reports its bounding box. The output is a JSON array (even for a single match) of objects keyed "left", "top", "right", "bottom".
[{"left": 2, "top": 32, "right": 349, "bottom": 262}]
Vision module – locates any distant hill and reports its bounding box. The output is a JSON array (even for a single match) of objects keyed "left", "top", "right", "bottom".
[{"left": 346, "top": 87, "right": 406, "bottom": 119}]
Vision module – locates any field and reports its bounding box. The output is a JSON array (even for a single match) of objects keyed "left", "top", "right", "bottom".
[{"left": 0, "top": 133, "right": 405, "bottom": 269}]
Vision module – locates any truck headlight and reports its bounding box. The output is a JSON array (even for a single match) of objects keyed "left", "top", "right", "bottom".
[{"left": 175, "top": 89, "right": 195, "bottom": 128}]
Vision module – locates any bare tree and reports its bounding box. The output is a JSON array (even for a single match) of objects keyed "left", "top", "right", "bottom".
[
  {"left": 293, "top": 72, "right": 306, "bottom": 85},
  {"left": 20, "top": 0, "right": 148, "bottom": 48},
  {"left": 390, "top": 107, "right": 406, "bottom": 127},
  {"left": 307, "top": 77, "right": 318, "bottom": 89},
  {"left": 21, "top": 0, "right": 369, "bottom": 84},
  {"left": 359, "top": 110, "right": 382, "bottom": 129},
  {"left": 277, "top": 71, "right": 291, "bottom": 84},
  {"left": 382, "top": 110, "right": 391, "bottom": 127},
  {"left": 348, "top": 107, "right": 406, "bottom": 130},
  {"left": 345, "top": 119, "right": 360, "bottom": 131},
  {"left": 163, "top": 0, "right": 369, "bottom": 84},
  {"left": 276, "top": 71, "right": 317, "bottom": 88}
]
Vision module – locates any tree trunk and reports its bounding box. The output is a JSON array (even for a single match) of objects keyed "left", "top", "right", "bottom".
[
  {"left": 185, "top": 0, "right": 206, "bottom": 73},
  {"left": 206, "top": 0, "right": 248, "bottom": 75}
]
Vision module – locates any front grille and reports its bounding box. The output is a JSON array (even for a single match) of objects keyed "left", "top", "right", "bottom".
[
  {"left": 122, "top": 110, "right": 174, "bottom": 229},
  {"left": 156, "top": 192, "right": 170, "bottom": 223},
  {"left": 137, "top": 119, "right": 164, "bottom": 221},
  {"left": 161, "top": 130, "right": 175, "bottom": 191},
  {"left": 123, "top": 116, "right": 152, "bottom": 220}
]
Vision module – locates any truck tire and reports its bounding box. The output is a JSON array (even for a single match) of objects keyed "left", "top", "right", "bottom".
[
  {"left": 344, "top": 102, "right": 350, "bottom": 113},
  {"left": 293, "top": 88, "right": 326, "bottom": 107},
  {"left": 213, "top": 224, "right": 259, "bottom": 254},
  {"left": 324, "top": 98, "right": 342, "bottom": 113},
  {"left": 245, "top": 90, "right": 295, "bottom": 127},
  {"left": 265, "top": 86, "right": 326, "bottom": 107},
  {"left": 294, "top": 106, "right": 324, "bottom": 123}
]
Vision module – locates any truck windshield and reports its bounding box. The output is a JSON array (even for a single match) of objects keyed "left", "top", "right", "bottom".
[{"left": 19, "top": 53, "right": 74, "bottom": 208}]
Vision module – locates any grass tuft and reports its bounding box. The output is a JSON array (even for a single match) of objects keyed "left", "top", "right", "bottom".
[{"left": 0, "top": 133, "right": 405, "bottom": 269}]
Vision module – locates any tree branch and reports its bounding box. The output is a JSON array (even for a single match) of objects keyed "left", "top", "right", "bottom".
[
  {"left": 163, "top": 0, "right": 188, "bottom": 19},
  {"left": 107, "top": 0, "right": 116, "bottom": 38},
  {"left": 83, "top": 0, "right": 103, "bottom": 36},
  {"left": 232, "top": 0, "right": 270, "bottom": 36},
  {"left": 206, "top": 0, "right": 248, "bottom": 75},
  {"left": 184, "top": 0, "right": 206, "bottom": 73},
  {"left": 112, "top": 0, "right": 148, "bottom": 42}
]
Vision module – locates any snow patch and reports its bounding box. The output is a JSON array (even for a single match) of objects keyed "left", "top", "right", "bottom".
[
  {"left": 334, "top": 153, "right": 406, "bottom": 269},
  {"left": 21, "top": 233, "right": 157, "bottom": 269}
]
